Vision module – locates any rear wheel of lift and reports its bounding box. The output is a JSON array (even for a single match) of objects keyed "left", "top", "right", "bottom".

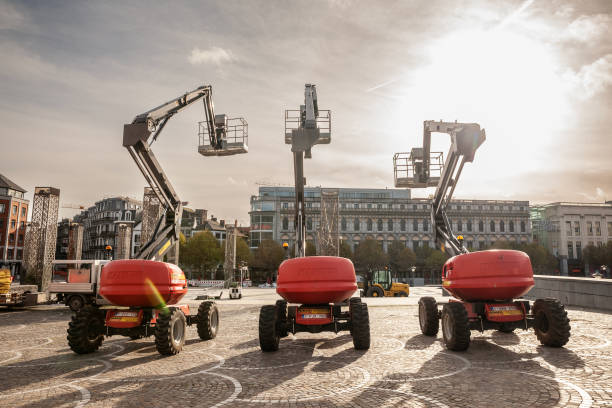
[
  {"left": 497, "top": 323, "right": 515, "bottom": 333},
  {"left": 533, "top": 298, "right": 571, "bottom": 347},
  {"left": 67, "top": 295, "right": 85, "bottom": 312},
  {"left": 275, "top": 300, "right": 288, "bottom": 338},
  {"left": 259, "top": 304, "right": 280, "bottom": 352},
  {"left": 441, "top": 302, "right": 470, "bottom": 351},
  {"left": 155, "top": 308, "right": 186, "bottom": 355},
  {"left": 197, "top": 301, "right": 219, "bottom": 340},
  {"left": 419, "top": 297, "right": 439, "bottom": 336},
  {"left": 349, "top": 297, "right": 362, "bottom": 335},
  {"left": 67, "top": 305, "right": 105, "bottom": 354},
  {"left": 351, "top": 302, "right": 371, "bottom": 350},
  {"left": 366, "top": 286, "right": 384, "bottom": 297}
]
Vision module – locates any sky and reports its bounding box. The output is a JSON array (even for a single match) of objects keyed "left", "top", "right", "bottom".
[{"left": 1, "top": 0, "right": 611, "bottom": 225}]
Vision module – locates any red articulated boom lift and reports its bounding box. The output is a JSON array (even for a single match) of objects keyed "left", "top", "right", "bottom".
[
  {"left": 258, "top": 84, "right": 370, "bottom": 352},
  {"left": 394, "top": 120, "right": 570, "bottom": 351},
  {"left": 67, "top": 85, "right": 248, "bottom": 356}
]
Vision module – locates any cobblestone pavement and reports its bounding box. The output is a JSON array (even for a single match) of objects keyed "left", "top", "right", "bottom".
[{"left": 1, "top": 287, "right": 610, "bottom": 407}]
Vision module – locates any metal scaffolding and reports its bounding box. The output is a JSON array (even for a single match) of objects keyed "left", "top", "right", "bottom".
[
  {"left": 67, "top": 223, "right": 83, "bottom": 260},
  {"left": 23, "top": 187, "right": 60, "bottom": 290},
  {"left": 223, "top": 225, "right": 236, "bottom": 283},
  {"left": 317, "top": 190, "right": 339, "bottom": 256},
  {"left": 141, "top": 187, "right": 163, "bottom": 247},
  {"left": 114, "top": 221, "right": 134, "bottom": 260}
]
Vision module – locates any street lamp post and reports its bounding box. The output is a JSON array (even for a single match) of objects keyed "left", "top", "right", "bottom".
[{"left": 411, "top": 266, "right": 416, "bottom": 286}]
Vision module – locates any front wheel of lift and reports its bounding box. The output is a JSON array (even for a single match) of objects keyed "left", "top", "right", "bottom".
[
  {"left": 351, "top": 302, "right": 370, "bottom": 350},
  {"left": 197, "top": 301, "right": 219, "bottom": 340},
  {"left": 155, "top": 308, "right": 187, "bottom": 356},
  {"left": 67, "top": 305, "right": 105, "bottom": 354},
  {"left": 441, "top": 302, "right": 470, "bottom": 351},
  {"left": 533, "top": 298, "right": 571, "bottom": 347},
  {"left": 419, "top": 297, "right": 439, "bottom": 336},
  {"left": 259, "top": 305, "right": 280, "bottom": 352},
  {"left": 275, "top": 300, "right": 288, "bottom": 338}
]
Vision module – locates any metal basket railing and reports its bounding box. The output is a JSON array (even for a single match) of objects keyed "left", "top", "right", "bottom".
[
  {"left": 393, "top": 151, "right": 444, "bottom": 188},
  {"left": 284, "top": 109, "right": 331, "bottom": 144},
  {"left": 198, "top": 117, "right": 248, "bottom": 156}
]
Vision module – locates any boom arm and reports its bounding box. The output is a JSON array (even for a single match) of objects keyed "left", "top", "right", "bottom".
[
  {"left": 285, "top": 84, "right": 331, "bottom": 257},
  {"left": 123, "top": 85, "right": 246, "bottom": 261},
  {"left": 395, "top": 120, "right": 485, "bottom": 257}
]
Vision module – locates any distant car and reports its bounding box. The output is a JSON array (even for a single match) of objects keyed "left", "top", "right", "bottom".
[{"left": 229, "top": 287, "right": 242, "bottom": 299}]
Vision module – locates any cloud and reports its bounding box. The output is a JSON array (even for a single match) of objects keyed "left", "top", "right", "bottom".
[
  {"left": 188, "top": 46, "right": 235, "bottom": 65},
  {"left": 566, "top": 54, "right": 612, "bottom": 99},
  {"left": 0, "top": 2, "right": 27, "bottom": 30},
  {"left": 566, "top": 14, "right": 611, "bottom": 43}
]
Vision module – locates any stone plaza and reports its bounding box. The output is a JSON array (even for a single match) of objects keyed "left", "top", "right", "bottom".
[{"left": 0, "top": 287, "right": 610, "bottom": 407}]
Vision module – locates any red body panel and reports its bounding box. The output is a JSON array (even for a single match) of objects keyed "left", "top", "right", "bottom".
[
  {"left": 442, "top": 250, "right": 534, "bottom": 301},
  {"left": 295, "top": 305, "right": 333, "bottom": 325},
  {"left": 99, "top": 260, "right": 187, "bottom": 307},
  {"left": 484, "top": 303, "right": 525, "bottom": 322},
  {"left": 276, "top": 256, "right": 357, "bottom": 304}
]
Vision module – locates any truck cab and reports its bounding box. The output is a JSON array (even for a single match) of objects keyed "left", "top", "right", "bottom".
[{"left": 49, "top": 260, "right": 110, "bottom": 311}]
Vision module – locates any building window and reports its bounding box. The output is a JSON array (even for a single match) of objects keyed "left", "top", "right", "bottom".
[
  {"left": 377, "top": 204, "right": 382, "bottom": 209},
  {"left": 413, "top": 204, "right": 417, "bottom": 210},
  {"left": 10, "top": 220, "right": 16, "bottom": 229},
  {"left": 500, "top": 220, "right": 505, "bottom": 232},
  {"left": 400, "top": 204, "right": 405, "bottom": 210},
  {"left": 12, "top": 205, "right": 17, "bottom": 215},
  {"left": 595, "top": 221, "right": 601, "bottom": 236},
  {"left": 576, "top": 241, "right": 582, "bottom": 259},
  {"left": 282, "top": 217, "right": 289, "bottom": 230},
  {"left": 18, "top": 234, "right": 23, "bottom": 245},
  {"left": 587, "top": 221, "right": 593, "bottom": 236},
  {"left": 567, "top": 242, "right": 574, "bottom": 259},
  {"left": 306, "top": 218, "right": 313, "bottom": 230},
  {"left": 0, "top": 219, "right": 3, "bottom": 228},
  {"left": 367, "top": 219, "right": 373, "bottom": 231},
  {"left": 457, "top": 220, "right": 462, "bottom": 232},
  {"left": 354, "top": 219, "right": 360, "bottom": 231},
  {"left": 521, "top": 221, "right": 526, "bottom": 233},
  {"left": 413, "top": 219, "right": 418, "bottom": 231},
  {"left": 566, "top": 221, "right": 572, "bottom": 236},
  {"left": 509, "top": 220, "right": 514, "bottom": 232},
  {"left": 575, "top": 221, "right": 581, "bottom": 235},
  {"left": 467, "top": 220, "right": 472, "bottom": 232},
  {"left": 423, "top": 219, "right": 428, "bottom": 232},
  {"left": 354, "top": 203, "right": 358, "bottom": 209},
  {"left": 388, "top": 219, "right": 393, "bottom": 231},
  {"left": 306, "top": 202, "right": 312, "bottom": 208},
  {"left": 467, "top": 241, "right": 473, "bottom": 250},
  {"left": 608, "top": 222, "right": 612, "bottom": 236},
  {"left": 400, "top": 219, "right": 406, "bottom": 231},
  {"left": 490, "top": 221, "right": 495, "bottom": 232},
  {"left": 0, "top": 203, "right": 4, "bottom": 213},
  {"left": 9, "top": 233, "right": 15, "bottom": 243},
  {"left": 479, "top": 220, "right": 484, "bottom": 232},
  {"left": 283, "top": 202, "right": 288, "bottom": 209},
  {"left": 21, "top": 207, "right": 26, "bottom": 217},
  {"left": 341, "top": 218, "right": 347, "bottom": 231},
  {"left": 367, "top": 203, "right": 372, "bottom": 209},
  {"left": 377, "top": 219, "right": 383, "bottom": 232}
]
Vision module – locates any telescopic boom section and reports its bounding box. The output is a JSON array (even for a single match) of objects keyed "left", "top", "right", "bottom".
[
  {"left": 394, "top": 120, "right": 485, "bottom": 257},
  {"left": 284, "top": 84, "right": 331, "bottom": 257},
  {"left": 123, "top": 85, "right": 248, "bottom": 261}
]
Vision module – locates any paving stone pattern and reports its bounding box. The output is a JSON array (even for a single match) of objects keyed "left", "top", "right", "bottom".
[{"left": 0, "top": 288, "right": 611, "bottom": 407}]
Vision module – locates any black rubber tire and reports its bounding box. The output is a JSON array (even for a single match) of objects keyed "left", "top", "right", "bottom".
[
  {"left": 349, "top": 297, "right": 362, "bottom": 335},
  {"left": 418, "top": 297, "right": 439, "bottom": 336},
  {"left": 366, "top": 286, "right": 384, "bottom": 297},
  {"left": 67, "top": 305, "right": 105, "bottom": 354},
  {"left": 533, "top": 298, "right": 571, "bottom": 347},
  {"left": 441, "top": 302, "right": 470, "bottom": 351},
  {"left": 275, "top": 300, "right": 288, "bottom": 338},
  {"left": 498, "top": 323, "right": 515, "bottom": 333},
  {"left": 351, "top": 302, "right": 371, "bottom": 350},
  {"left": 197, "top": 301, "right": 219, "bottom": 340},
  {"left": 67, "top": 295, "right": 85, "bottom": 312},
  {"left": 259, "top": 305, "right": 280, "bottom": 352},
  {"left": 155, "top": 308, "right": 187, "bottom": 356},
  {"left": 399, "top": 291, "right": 408, "bottom": 297}
]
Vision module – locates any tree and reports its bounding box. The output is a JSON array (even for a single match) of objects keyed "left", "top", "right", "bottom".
[
  {"left": 354, "top": 238, "right": 388, "bottom": 273},
  {"left": 339, "top": 241, "right": 353, "bottom": 260},
  {"left": 305, "top": 240, "right": 317, "bottom": 256},
  {"left": 388, "top": 241, "right": 416, "bottom": 274},
  {"left": 180, "top": 231, "right": 222, "bottom": 279},
  {"left": 236, "top": 238, "right": 250, "bottom": 265},
  {"left": 249, "top": 239, "right": 285, "bottom": 282}
]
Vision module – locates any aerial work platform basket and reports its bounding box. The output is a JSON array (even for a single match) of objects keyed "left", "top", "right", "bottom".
[
  {"left": 198, "top": 116, "right": 248, "bottom": 156},
  {"left": 393, "top": 150, "right": 444, "bottom": 188}
]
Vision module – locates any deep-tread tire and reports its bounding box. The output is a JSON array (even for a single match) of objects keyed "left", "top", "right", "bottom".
[
  {"left": 67, "top": 305, "right": 105, "bottom": 354},
  {"left": 399, "top": 291, "right": 408, "bottom": 297},
  {"left": 275, "top": 300, "right": 288, "bottom": 338},
  {"left": 366, "top": 286, "right": 384, "bottom": 297},
  {"left": 419, "top": 297, "right": 439, "bottom": 336},
  {"left": 498, "top": 323, "right": 515, "bottom": 333},
  {"left": 351, "top": 302, "right": 371, "bottom": 350},
  {"left": 68, "top": 295, "right": 85, "bottom": 312},
  {"left": 349, "top": 297, "right": 362, "bottom": 335},
  {"left": 197, "top": 301, "right": 219, "bottom": 340},
  {"left": 533, "top": 298, "right": 571, "bottom": 347},
  {"left": 259, "top": 305, "right": 280, "bottom": 352},
  {"left": 155, "top": 308, "right": 186, "bottom": 356},
  {"left": 441, "top": 302, "right": 470, "bottom": 351}
]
